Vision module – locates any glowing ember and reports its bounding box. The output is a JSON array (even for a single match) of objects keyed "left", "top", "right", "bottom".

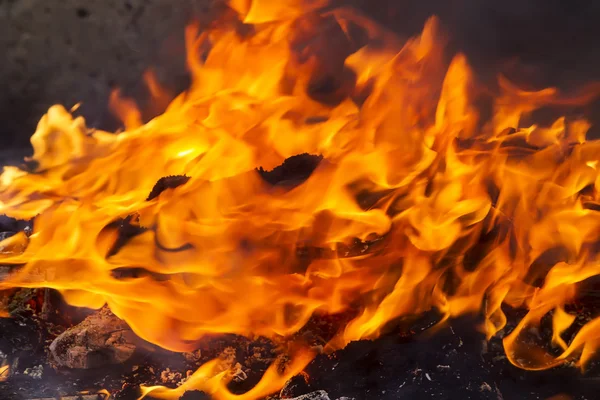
[{"left": 1, "top": 0, "right": 600, "bottom": 398}]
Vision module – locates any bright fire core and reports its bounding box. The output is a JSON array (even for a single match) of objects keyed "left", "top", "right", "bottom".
[{"left": 2, "top": 0, "right": 600, "bottom": 398}]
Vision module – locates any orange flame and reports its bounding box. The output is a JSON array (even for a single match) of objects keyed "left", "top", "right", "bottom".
[
  {"left": 1, "top": 0, "right": 600, "bottom": 398},
  {"left": 0, "top": 364, "right": 9, "bottom": 382}
]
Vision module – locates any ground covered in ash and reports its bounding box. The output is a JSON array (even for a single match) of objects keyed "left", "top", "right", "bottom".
[{"left": 1, "top": 301, "right": 600, "bottom": 400}]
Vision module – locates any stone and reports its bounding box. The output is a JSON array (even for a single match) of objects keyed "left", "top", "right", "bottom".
[{"left": 48, "top": 306, "right": 136, "bottom": 369}]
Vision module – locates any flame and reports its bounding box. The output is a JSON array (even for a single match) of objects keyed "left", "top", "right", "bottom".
[
  {"left": 0, "top": 364, "right": 8, "bottom": 382},
  {"left": 1, "top": 0, "right": 600, "bottom": 397},
  {"left": 140, "top": 349, "right": 313, "bottom": 399}
]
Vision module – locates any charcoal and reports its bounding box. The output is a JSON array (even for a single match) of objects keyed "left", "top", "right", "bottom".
[
  {"left": 257, "top": 154, "right": 323, "bottom": 187},
  {"left": 48, "top": 306, "right": 136, "bottom": 369}
]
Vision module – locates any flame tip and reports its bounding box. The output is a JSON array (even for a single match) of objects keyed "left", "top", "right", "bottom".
[{"left": 2, "top": 0, "right": 600, "bottom": 395}]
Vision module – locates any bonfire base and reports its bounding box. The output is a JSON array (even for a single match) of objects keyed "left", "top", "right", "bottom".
[
  {"left": 1, "top": 155, "right": 600, "bottom": 399},
  {"left": 1, "top": 300, "right": 600, "bottom": 400}
]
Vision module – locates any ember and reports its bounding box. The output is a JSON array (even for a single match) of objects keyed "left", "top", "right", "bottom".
[{"left": 1, "top": 0, "right": 600, "bottom": 399}]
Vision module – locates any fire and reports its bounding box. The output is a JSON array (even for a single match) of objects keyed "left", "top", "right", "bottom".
[
  {"left": 0, "top": 364, "right": 8, "bottom": 382},
  {"left": 1, "top": 0, "right": 600, "bottom": 398}
]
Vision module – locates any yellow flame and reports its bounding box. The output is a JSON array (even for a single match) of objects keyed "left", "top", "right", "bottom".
[
  {"left": 0, "top": 364, "right": 9, "bottom": 382},
  {"left": 1, "top": 0, "right": 600, "bottom": 397}
]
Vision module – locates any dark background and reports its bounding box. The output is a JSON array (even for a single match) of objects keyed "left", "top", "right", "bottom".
[{"left": 1, "top": 0, "right": 600, "bottom": 156}]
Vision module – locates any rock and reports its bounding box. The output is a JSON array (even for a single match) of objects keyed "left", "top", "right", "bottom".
[
  {"left": 49, "top": 306, "right": 136, "bottom": 369},
  {"left": 288, "top": 391, "right": 331, "bottom": 400}
]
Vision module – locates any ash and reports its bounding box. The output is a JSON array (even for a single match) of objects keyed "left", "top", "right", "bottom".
[{"left": 1, "top": 311, "right": 600, "bottom": 400}]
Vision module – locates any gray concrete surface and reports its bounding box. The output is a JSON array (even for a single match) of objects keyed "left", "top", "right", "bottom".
[
  {"left": 1, "top": 0, "right": 600, "bottom": 152},
  {"left": 0, "top": 0, "right": 220, "bottom": 150}
]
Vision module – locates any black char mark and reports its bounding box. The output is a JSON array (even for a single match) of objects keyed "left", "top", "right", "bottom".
[
  {"left": 257, "top": 153, "right": 324, "bottom": 187},
  {"left": 146, "top": 175, "right": 191, "bottom": 201},
  {"left": 108, "top": 175, "right": 191, "bottom": 257},
  {"left": 0, "top": 214, "right": 33, "bottom": 239}
]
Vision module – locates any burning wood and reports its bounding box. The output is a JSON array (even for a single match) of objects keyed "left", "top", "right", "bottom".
[{"left": 1, "top": 0, "right": 600, "bottom": 399}]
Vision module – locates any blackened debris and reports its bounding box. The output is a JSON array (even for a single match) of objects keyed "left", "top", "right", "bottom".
[
  {"left": 107, "top": 175, "right": 191, "bottom": 256},
  {"left": 106, "top": 214, "right": 147, "bottom": 257},
  {"left": 288, "top": 314, "right": 600, "bottom": 400},
  {"left": 114, "top": 384, "right": 141, "bottom": 400},
  {"left": 257, "top": 154, "right": 323, "bottom": 186},
  {"left": 146, "top": 175, "right": 191, "bottom": 201},
  {"left": 0, "top": 214, "right": 33, "bottom": 236}
]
